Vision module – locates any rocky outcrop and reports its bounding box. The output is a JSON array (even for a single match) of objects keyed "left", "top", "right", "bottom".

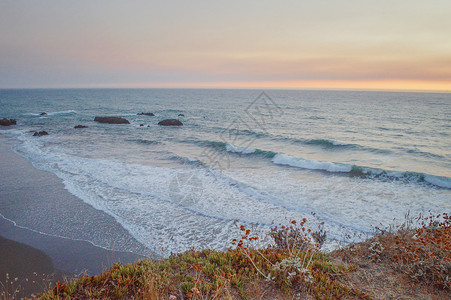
[
  {"left": 74, "top": 125, "right": 88, "bottom": 129},
  {"left": 138, "top": 112, "right": 155, "bottom": 116},
  {"left": 178, "top": 114, "right": 184, "bottom": 117},
  {"left": 0, "top": 118, "right": 17, "bottom": 126},
  {"left": 33, "top": 131, "right": 48, "bottom": 137},
  {"left": 40, "top": 112, "right": 47, "bottom": 116},
  {"left": 94, "top": 117, "right": 130, "bottom": 124},
  {"left": 158, "top": 119, "right": 183, "bottom": 126}
]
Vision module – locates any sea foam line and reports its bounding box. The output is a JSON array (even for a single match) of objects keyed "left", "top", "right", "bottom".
[
  {"left": 24, "top": 110, "right": 77, "bottom": 116},
  {"left": 271, "top": 153, "right": 451, "bottom": 189},
  {"left": 0, "top": 212, "right": 145, "bottom": 256},
  {"left": 194, "top": 138, "right": 451, "bottom": 189}
]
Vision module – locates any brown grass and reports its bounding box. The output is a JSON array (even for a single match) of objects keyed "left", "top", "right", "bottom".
[
  {"left": 331, "top": 213, "right": 450, "bottom": 299},
  {"left": 35, "top": 214, "right": 450, "bottom": 300}
]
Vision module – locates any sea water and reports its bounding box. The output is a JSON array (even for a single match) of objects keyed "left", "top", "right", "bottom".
[{"left": 0, "top": 88, "right": 450, "bottom": 256}]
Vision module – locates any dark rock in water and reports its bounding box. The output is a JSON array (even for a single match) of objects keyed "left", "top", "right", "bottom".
[
  {"left": 74, "top": 125, "right": 88, "bottom": 129},
  {"left": 94, "top": 116, "right": 130, "bottom": 124},
  {"left": 158, "top": 119, "right": 183, "bottom": 126},
  {"left": 33, "top": 131, "right": 48, "bottom": 137},
  {"left": 0, "top": 118, "right": 17, "bottom": 126},
  {"left": 178, "top": 114, "right": 184, "bottom": 117},
  {"left": 40, "top": 112, "right": 47, "bottom": 116},
  {"left": 140, "top": 124, "right": 144, "bottom": 127},
  {"left": 137, "top": 112, "right": 155, "bottom": 116}
]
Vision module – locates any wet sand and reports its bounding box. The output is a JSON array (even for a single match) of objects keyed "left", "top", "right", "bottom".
[
  {"left": 0, "top": 134, "right": 147, "bottom": 297},
  {"left": 0, "top": 235, "right": 66, "bottom": 298}
]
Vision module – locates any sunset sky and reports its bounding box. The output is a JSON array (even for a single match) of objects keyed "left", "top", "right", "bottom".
[{"left": 1, "top": 1, "right": 450, "bottom": 91}]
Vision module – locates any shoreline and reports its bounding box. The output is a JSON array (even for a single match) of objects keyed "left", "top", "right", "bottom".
[
  {"left": 36, "top": 215, "right": 451, "bottom": 299},
  {"left": 0, "top": 234, "right": 69, "bottom": 298},
  {"left": 0, "top": 215, "right": 145, "bottom": 276},
  {"left": 0, "top": 134, "right": 147, "bottom": 296}
]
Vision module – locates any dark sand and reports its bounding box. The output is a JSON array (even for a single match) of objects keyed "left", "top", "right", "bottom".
[
  {"left": 0, "top": 235, "right": 67, "bottom": 298},
  {"left": 0, "top": 135, "right": 148, "bottom": 297}
]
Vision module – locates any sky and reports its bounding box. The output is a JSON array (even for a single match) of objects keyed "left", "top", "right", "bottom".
[{"left": 1, "top": 1, "right": 450, "bottom": 91}]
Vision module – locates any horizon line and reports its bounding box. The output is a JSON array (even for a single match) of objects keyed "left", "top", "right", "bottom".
[
  {"left": 1, "top": 87, "right": 450, "bottom": 94},
  {"left": 1, "top": 80, "right": 450, "bottom": 93}
]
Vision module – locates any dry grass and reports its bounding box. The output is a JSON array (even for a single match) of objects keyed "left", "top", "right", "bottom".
[
  {"left": 331, "top": 213, "right": 450, "bottom": 299},
  {"left": 36, "top": 214, "right": 450, "bottom": 300}
]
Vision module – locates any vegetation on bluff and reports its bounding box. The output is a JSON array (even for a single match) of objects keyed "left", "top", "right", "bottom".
[{"left": 4, "top": 213, "right": 449, "bottom": 299}]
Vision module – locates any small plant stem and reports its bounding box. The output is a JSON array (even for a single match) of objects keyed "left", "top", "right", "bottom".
[
  {"left": 239, "top": 248, "right": 268, "bottom": 279},
  {"left": 255, "top": 248, "right": 274, "bottom": 267}
]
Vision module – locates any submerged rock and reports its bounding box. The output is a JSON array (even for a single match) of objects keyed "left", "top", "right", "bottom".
[
  {"left": 74, "top": 125, "right": 88, "bottom": 129},
  {"left": 158, "top": 119, "right": 183, "bottom": 126},
  {"left": 94, "top": 117, "right": 130, "bottom": 124},
  {"left": 40, "top": 112, "right": 47, "bottom": 116},
  {"left": 0, "top": 118, "right": 17, "bottom": 126},
  {"left": 138, "top": 112, "right": 155, "bottom": 116},
  {"left": 33, "top": 131, "right": 48, "bottom": 137}
]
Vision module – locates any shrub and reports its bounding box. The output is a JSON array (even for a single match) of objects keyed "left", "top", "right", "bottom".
[
  {"left": 231, "top": 220, "right": 368, "bottom": 299},
  {"left": 393, "top": 213, "right": 451, "bottom": 289}
]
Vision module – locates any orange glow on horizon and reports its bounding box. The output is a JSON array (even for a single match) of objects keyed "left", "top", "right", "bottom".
[{"left": 100, "top": 80, "right": 451, "bottom": 92}]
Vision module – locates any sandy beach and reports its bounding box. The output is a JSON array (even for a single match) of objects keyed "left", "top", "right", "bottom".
[
  {"left": 0, "top": 234, "right": 66, "bottom": 298},
  {"left": 0, "top": 134, "right": 145, "bottom": 297}
]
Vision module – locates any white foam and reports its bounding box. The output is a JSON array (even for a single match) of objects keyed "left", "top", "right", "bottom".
[
  {"left": 226, "top": 143, "right": 256, "bottom": 154},
  {"left": 24, "top": 110, "right": 77, "bottom": 116},
  {"left": 425, "top": 175, "right": 451, "bottom": 189},
  {"left": 7, "top": 131, "right": 450, "bottom": 257},
  {"left": 47, "top": 110, "right": 77, "bottom": 116},
  {"left": 9, "top": 134, "right": 284, "bottom": 254},
  {"left": 272, "top": 153, "right": 352, "bottom": 173},
  {"left": 226, "top": 169, "right": 449, "bottom": 243}
]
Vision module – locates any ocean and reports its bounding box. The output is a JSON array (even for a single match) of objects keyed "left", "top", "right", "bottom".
[{"left": 0, "top": 88, "right": 450, "bottom": 256}]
